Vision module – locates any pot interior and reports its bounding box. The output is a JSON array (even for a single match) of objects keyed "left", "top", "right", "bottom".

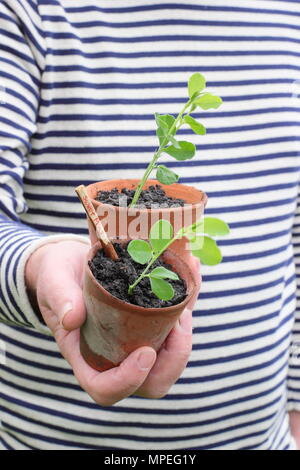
[
  {"left": 86, "top": 240, "right": 197, "bottom": 312},
  {"left": 86, "top": 179, "right": 207, "bottom": 206}
]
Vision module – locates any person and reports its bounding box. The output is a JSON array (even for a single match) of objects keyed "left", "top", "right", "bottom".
[{"left": 1, "top": 0, "right": 300, "bottom": 450}]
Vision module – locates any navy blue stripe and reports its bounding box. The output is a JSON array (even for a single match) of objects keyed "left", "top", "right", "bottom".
[
  {"left": 2, "top": 347, "right": 287, "bottom": 407},
  {"left": 205, "top": 256, "right": 293, "bottom": 281},
  {"left": 0, "top": 231, "right": 41, "bottom": 325},
  {"left": 0, "top": 26, "right": 27, "bottom": 44},
  {"left": 1, "top": 425, "right": 37, "bottom": 450},
  {"left": 61, "top": 2, "right": 300, "bottom": 19},
  {"left": 0, "top": 117, "right": 32, "bottom": 135},
  {"left": 0, "top": 409, "right": 279, "bottom": 445},
  {"left": 190, "top": 331, "right": 291, "bottom": 368},
  {"left": 193, "top": 312, "right": 293, "bottom": 351},
  {"left": 193, "top": 411, "right": 286, "bottom": 450},
  {"left": 26, "top": 152, "right": 300, "bottom": 169},
  {"left": 199, "top": 275, "right": 290, "bottom": 300},
  {"left": 219, "top": 230, "right": 292, "bottom": 246},
  {"left": 0, "top": 389, "right": 283, "bottom": 430},
  {"left": 0, "top": 130, "right": 29, "bottom": 148},
  {"left": 41, "top": 18, "right": 300, "bottom": 32},
  {"left": 2, "top": 2, "right": 45, "bottom": 60},
  {"left": 1, "top": 332, "right": 61, "bottom": 357},
  {"left": 2, "top": 325, "right": 291, "bottom": 387},
  {"left": 0, "top": 436, "right": 13, "bottom": 450},
  {"left": 0, "top": 44, "right": 36, "bottom": 67},
  {"left": 23, "top": 167, "right": 300, "bottom": 184},
  {"left": 37, "top": 108, "right": 300, "bottom": 123},
  {"left": 0, "top": 56, "right": 39, "bottom": 88},
  {"left": 0, "top": 372, "right": 287, "bottom": 415},
  {"left": 39, "top": 92, "right": 293, "bottom": 107},
  {"left": 0, "top": 200, "right": 18, "bottom": 221},
  {"left": 40, "top": 78, "right": 295, "bottom": 90},
  {"left": 2, "top": 341, "right": 289, "bottom": 401},
  {"left": 44, "top": 64, "right": 300, "bottom": 73},
  {"left": 47, "top": 48, "right": 300, "bottom": 59},
  {"left": 40, "top": 33, "right": 300, "bottom": 46},
  {"left": 33, "top": 124, "right": 300, "bottom": 141}
]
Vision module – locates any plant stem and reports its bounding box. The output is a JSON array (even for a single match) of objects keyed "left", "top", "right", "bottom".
[
  {"left": 128, "top": 231, "right": 183, "bottom": 295},
  {"left": 129, "top": 99, "right": 192, "bottom": 208}
]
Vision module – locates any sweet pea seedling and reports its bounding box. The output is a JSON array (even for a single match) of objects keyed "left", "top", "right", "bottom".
[
  {"left": 129, "top": 72, "right": 222, "bottom": 207},
  {"left": 127, "top": 217, "right": 230, "bottom": 301}
]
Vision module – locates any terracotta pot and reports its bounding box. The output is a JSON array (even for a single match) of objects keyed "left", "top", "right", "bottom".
[
  {"left": 85, "top": 179, "right": 208, "bottom": 258},
  {"left": 80, "top": 241, "right": 198, "bottom": 372}
]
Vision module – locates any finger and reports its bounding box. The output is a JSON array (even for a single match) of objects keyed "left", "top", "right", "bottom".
[
  {"left": 56, "top": 328, "right": 157, "bottom": 406},
  {"left": 136, "top": 307, "right": 193, "bottom": 399},
  {"left": 185, "top": 255, "right": 201, "bottom": 310},
  {"left": 289, "top": 412, "right": 300, "bottom": 441},
  {"left": 189, "top": 255, "right": 200, "bottom": 271},
  {"left": 37, "top": 254, "right": 86, "bottom": 331}
]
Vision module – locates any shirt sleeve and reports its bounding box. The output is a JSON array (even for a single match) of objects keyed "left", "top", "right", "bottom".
[
  {"left": 0, "top": 1, "right": 89, "bottom": 335},
  {"left": 287, "top": 187, "right": 300, "bottom": 411}
]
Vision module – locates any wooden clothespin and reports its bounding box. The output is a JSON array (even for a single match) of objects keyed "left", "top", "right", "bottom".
[{"left": 75, "top": 184, "right": 119, "bottom": 261}]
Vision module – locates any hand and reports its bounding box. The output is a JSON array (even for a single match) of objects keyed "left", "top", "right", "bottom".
[
  {"left": 289, "top": 411, "right": 300, "bottom": 449},
  {"left": 25, "top": 240, "right": 200, "bottom": 405}
]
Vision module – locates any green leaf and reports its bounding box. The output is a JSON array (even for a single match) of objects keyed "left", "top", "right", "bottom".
[
  {"left": 184, "top": 116, "right": 206, "bottom": 135},
  {"left": 188, "top": 235, "right": 205, "bottom": 250},
  {"left": 188, "top": 73, "right": 206, "bottom": 99},
  {"left": 149, "top": 277, "right": 175, "bottom": 301},
  {"left": 155, "top": 113, "right": 176, "bottom": 134},
  {"left": 195, "top": 94, "right": 223, "bottom": 110},
  {"left": 162, "top": 114, "right": 176, "bottom": 133},
  {"left": 155, "top": 113, "right": 176, "bottom": 145},
  {"left": 168, "top": 134, "right": 181, "bottom": 149},
  {"left": 127, "top": 239, "right": 153, "bottom": 265},
  {"left": 156, "top": 165, "right": 179, "bottom": 185},
  {"left": 191, "top": 236, "right": 222, "bottom": 265},
  {"left": 164, "top": 141, "right": 196, "bottom": 161},
  {"left": 149, "top": 219, "right": 173, "bottom": 253},
  {"left": 155, "top": 113, "right": 168, "bottom": 132},
  {"left": 156, "top": 128, "right": 164, "bottom": 145},
  {"left": 149, "top": 266, "right": 179, "bottom": 281},
  {"left": 203, "top": 217, "right": 230, "bottom": 236},
  {"left": 187, "top": 219, "right": 204, "bottom": 235}
]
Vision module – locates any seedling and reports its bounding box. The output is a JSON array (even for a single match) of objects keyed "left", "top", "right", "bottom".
[
  {"left": 129, "top": 72, "right": 222, "bottom": 207},
  {"left": 127, "top": 217, "right": 229, "bottom": 300}
]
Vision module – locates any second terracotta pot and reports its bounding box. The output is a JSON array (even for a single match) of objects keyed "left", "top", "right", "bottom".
[
  {"left": 80, "top": 241, "right": 198, "bottom": 372},
  {"left": 85, "top": 179, "right": 208, "bottom": 258}
]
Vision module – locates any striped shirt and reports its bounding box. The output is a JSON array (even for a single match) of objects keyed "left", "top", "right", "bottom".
[{"left": 0, "top": 0, "right": 300, "bottom": 450}]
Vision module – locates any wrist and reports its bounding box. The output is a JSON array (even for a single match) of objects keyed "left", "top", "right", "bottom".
[
  {"left": 25, "top": 239, "right": 89, "bottom": 294},
  {"left": 25, "top": 243, "right": 50, "bottom": 294}
]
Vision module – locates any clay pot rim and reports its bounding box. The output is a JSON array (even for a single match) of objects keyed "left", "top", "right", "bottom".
[
  {"left": 86, "top": 179, "right": 208, "bottom": 214},
  {"left": 86, "top": 240, "right": 196, "bottom": 315}
]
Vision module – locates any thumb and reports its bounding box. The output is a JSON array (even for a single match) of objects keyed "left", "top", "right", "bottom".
[
  {"left": 56, "top": 280, "right": 86, "bottom": 331},
  {"left": 37, "top": 247, "right": 87, "bottom": 331}
]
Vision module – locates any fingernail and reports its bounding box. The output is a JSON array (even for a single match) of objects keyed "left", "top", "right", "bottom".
[
  {"left": 137, "top": 350, "right": 155, "bottom": 371},
  {"left": 60, "top": 302, "right": 73, "bottom": 327}
]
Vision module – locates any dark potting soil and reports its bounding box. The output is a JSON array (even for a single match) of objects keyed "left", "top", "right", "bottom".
[
  {"left": 96, "top": 185, "right": 185, "bottom": 209},
  {"left": 89, "top": 242, "right": 187, "bottom": 308}
]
